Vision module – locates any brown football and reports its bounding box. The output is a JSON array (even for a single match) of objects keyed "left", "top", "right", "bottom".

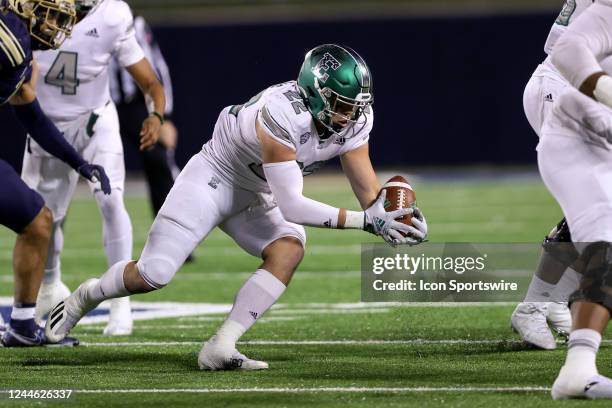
[{"left": 379, "top": 175, "right": 416, "bottom": 232}]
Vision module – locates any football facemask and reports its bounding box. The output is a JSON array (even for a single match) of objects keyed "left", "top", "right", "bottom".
[
  {"left": 27, "top": 0, "right": 76, "bottom": 50},
  {"left": 316, "top": 84, "right": 372, "bottom": 133}
]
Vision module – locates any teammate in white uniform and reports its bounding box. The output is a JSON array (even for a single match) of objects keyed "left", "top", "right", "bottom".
[
  {"left": 44, "top": 44, "right": 428, "bottom": 369},
  {"left": 532, "top": 0, "right": 612, "bottom": 399},
  {"left": 22, "top": 0, "right": 166, "bottom": 336},
  {"left": 511, "top": 0, "right": 595, "bottom": 351}
]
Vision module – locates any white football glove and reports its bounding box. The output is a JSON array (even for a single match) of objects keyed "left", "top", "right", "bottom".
[
  {"left": 364, "top": 190, "right": 413, "bottom": 238},
  {"left": 386, "top": 208, "right": 428, "bottom": 246}
]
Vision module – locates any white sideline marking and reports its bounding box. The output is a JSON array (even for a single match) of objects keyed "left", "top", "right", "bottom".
[
  {"left": 0, "top": 245, "right": 363, "bottom": 260},
  {"left": 0, "top": 270, "right": 532, "bottom": 282},
  {"left": 0, "top": 270, "right": 362, "bottom": 283},
  {"left": 78, "top": 318, "right": 302, "bottom": 331},
  {"left": 79, "top": 339, "right": 557, "bottom": 347},
  {"left": 177, "top": 316, "right": 299, "bottom": 323},
  {"left": 18, "top": 386, "right": 549, "bottom": 394},
  {"left": 281, "top": 308, "right": 392, "bottom": 315}
]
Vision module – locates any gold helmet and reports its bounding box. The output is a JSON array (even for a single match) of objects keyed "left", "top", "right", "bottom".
[{"left": 7, "top": 0, "right": 77, "bottom": 50}]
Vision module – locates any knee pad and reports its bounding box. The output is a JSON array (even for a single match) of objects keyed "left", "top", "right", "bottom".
[
  {"left": 542, "top": 218, "right": 579, "bottom": 267},
  {"left": 136, "top": 256, "right": 177, "bottom": 290},
  {"left": 569, "top": 241, "right": 612, "bottom": 314}
]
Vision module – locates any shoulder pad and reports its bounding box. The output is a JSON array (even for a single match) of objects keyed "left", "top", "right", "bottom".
[
  {"left": 103, "top": 0, "right": 134, "bottom": 28},
  {"left": 0, "top": 11, "right": 29, "bottom": 68},
  {"left": 261, "top": 90, "right": 312, "bottom": 147}
]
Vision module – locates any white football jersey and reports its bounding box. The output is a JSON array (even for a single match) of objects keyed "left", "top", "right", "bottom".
[
  {"left": 202, "top": 81, "right": 373, "bottom": 193},
  {"left": 35, "top": 0, "right": 144, "bottom": 122},
  {"left": 544, "top": 0, "right": 594, "bottom": 55}
]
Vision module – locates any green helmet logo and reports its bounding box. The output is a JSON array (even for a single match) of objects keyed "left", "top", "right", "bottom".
[
  {"left": 297, "top": 44, "right": 373, "bottom": 134},
  {"left": 313, "top": 52, "right": 342, "bottom": 83}
]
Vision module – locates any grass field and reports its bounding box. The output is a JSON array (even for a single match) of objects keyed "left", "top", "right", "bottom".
[{"left": 1, "top": 172, "right": 610, "bottom": 407}]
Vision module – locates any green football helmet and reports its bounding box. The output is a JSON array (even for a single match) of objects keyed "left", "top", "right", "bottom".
[{"left": 297, "top": 44, "right": 373, "bottom": 134}]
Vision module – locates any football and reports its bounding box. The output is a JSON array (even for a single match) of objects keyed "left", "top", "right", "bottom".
[{"left": 380, "top": 175, "right": 416, "bottom": 230}]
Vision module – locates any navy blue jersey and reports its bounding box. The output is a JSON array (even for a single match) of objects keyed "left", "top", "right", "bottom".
[{"left": 0, "top": 9, "right": 32, "bottom": 105}]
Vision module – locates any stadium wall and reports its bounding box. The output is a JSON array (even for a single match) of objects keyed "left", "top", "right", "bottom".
[{"left": 0, "top": 12, "right": 556, "bottom": 171}]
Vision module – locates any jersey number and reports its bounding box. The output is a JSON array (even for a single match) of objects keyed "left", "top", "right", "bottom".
[{"left": 44, "top": 51, "right": 80, "bottom": 95}]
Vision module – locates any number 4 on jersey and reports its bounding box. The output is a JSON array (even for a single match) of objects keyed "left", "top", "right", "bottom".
[{"left": 44, "top": 51, "right": 80, "bottom": 95}]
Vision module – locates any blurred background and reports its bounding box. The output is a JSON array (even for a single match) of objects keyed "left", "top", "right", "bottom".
[{"left": 1, "top": 0, "right": 564, "bottom": 173}]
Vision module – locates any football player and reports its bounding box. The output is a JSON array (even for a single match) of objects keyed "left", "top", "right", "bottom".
[
  {"left": 23, "top": 0, "right": 165, "bottom": 336},
  {"left": 44, "top": 44, "right": 428, "bottom": 368},
  {"left": 0, "top": 0, "right": 111, "bottom": 346},
  {"left": 510, "top": 0, "right": 596, "bottom": 350},
  {"left": 537, "top": 0, "right": 612, "bottom": 399}
]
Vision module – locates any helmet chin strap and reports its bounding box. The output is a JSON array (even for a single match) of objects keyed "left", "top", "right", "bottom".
[{"left": 314, "top": 112, "right": 359, "bottom": 140}]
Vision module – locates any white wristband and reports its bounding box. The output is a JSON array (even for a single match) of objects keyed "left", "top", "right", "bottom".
[
  {"left": 594, "top": 75, "right": 612, "bottom": 109},
  {"left": 344, "top": 210, "right": 365, "bottom": 230}
]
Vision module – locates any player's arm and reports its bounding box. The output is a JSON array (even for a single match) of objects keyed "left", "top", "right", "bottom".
[
  {"left": 258, "top": 120, "right": 411, "bottom": 240},
  {"left": 340, "top": 143, "right": 428, "bottom": 244},
  {"left": 125, "top": 58, "right": 166, "bottom": 151},
  {"left": 9, "top": 61, "right": 111, "bottom": 194},
  {"left": 551, "top": 1, "right": 612, "bottom": 105}
]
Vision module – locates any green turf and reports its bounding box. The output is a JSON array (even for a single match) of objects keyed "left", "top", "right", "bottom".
[{"left": 1, "top": 175, "right": 607, "bottom": 407}]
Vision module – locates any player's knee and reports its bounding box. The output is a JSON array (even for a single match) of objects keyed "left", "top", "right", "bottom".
[
  {"left": 569, "top": 241, "right": 612, "bottom": 314},
  {"left": 135, "top": 257, "right": 178, "bottom": 290},
  {"left": 262, "top": 236, "right": 305, "bottom": 272},
  {"left": 95, "top": 190, "right": 127, "bottom": 221},
  {"left": 24, "top": 206, "right": 53, "bottom": 241}
]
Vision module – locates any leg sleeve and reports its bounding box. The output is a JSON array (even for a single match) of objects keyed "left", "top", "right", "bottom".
[{"left": 136, "top": 154, "right": 229, "bottom": 288}]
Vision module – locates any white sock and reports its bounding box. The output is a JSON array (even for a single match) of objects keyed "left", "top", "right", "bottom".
[
  {"left": 43, "top": 220, "right": 64, "bottom": 285},
  {"left": 216, "top": 269, "right": 286, "bottom": 346},
  {"left": 563, "top": 329, "right": 600, "bottom": 382},
  {"left": 552, "top": 268, "right": 581, "bottom": 302},
  {"left": 95, "top": 191, "right": 133, "bottom": 312},
  {"left": 43, "top": 263, "right": 61, "bottom": 286},
  {"left": 524, "top": 276, "right": 556, "bottom": 302},
  {"left": 95, "top": 191, "right": 133, "bottom": 265},
  {"left": 86, "top": 260, "right": 131, "bottom": 303},
  {"left": 11, "top": 305, "right": 35, "bottom": 320}
]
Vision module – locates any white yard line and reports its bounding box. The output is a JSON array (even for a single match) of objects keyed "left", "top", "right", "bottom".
[
  {"left": 0, "top": 297, "right": 518, "bottom": 309},
  {"left": 0, "top": 386, "right": 550, "bottom": 394},
  {"left": 0, "top": 270, "right": 361, "bottom": 282},
  {"left": 0, "top": 245, "right": 363, "bottom": 259},
  {"left": 79, "top": 338, "right": 586, "bottom": 347}
]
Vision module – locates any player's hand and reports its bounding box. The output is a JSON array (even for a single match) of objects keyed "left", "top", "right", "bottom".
[
  {"left": 78, "top": 163, "right": 111, "bottom": 195},
  {"left": 385, "top": 208, "right": 428, "bottom": 246},
  {"left": 139, "top": 115, "right": 162, "bottom": 151},
  {"left": 364, "top": 189, "right": 414, "bottom": 237}
]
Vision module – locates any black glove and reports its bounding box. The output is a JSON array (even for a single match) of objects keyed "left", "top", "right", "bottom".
[{"left": 78, "top": 163, "right": 112, "bottom": 195}]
